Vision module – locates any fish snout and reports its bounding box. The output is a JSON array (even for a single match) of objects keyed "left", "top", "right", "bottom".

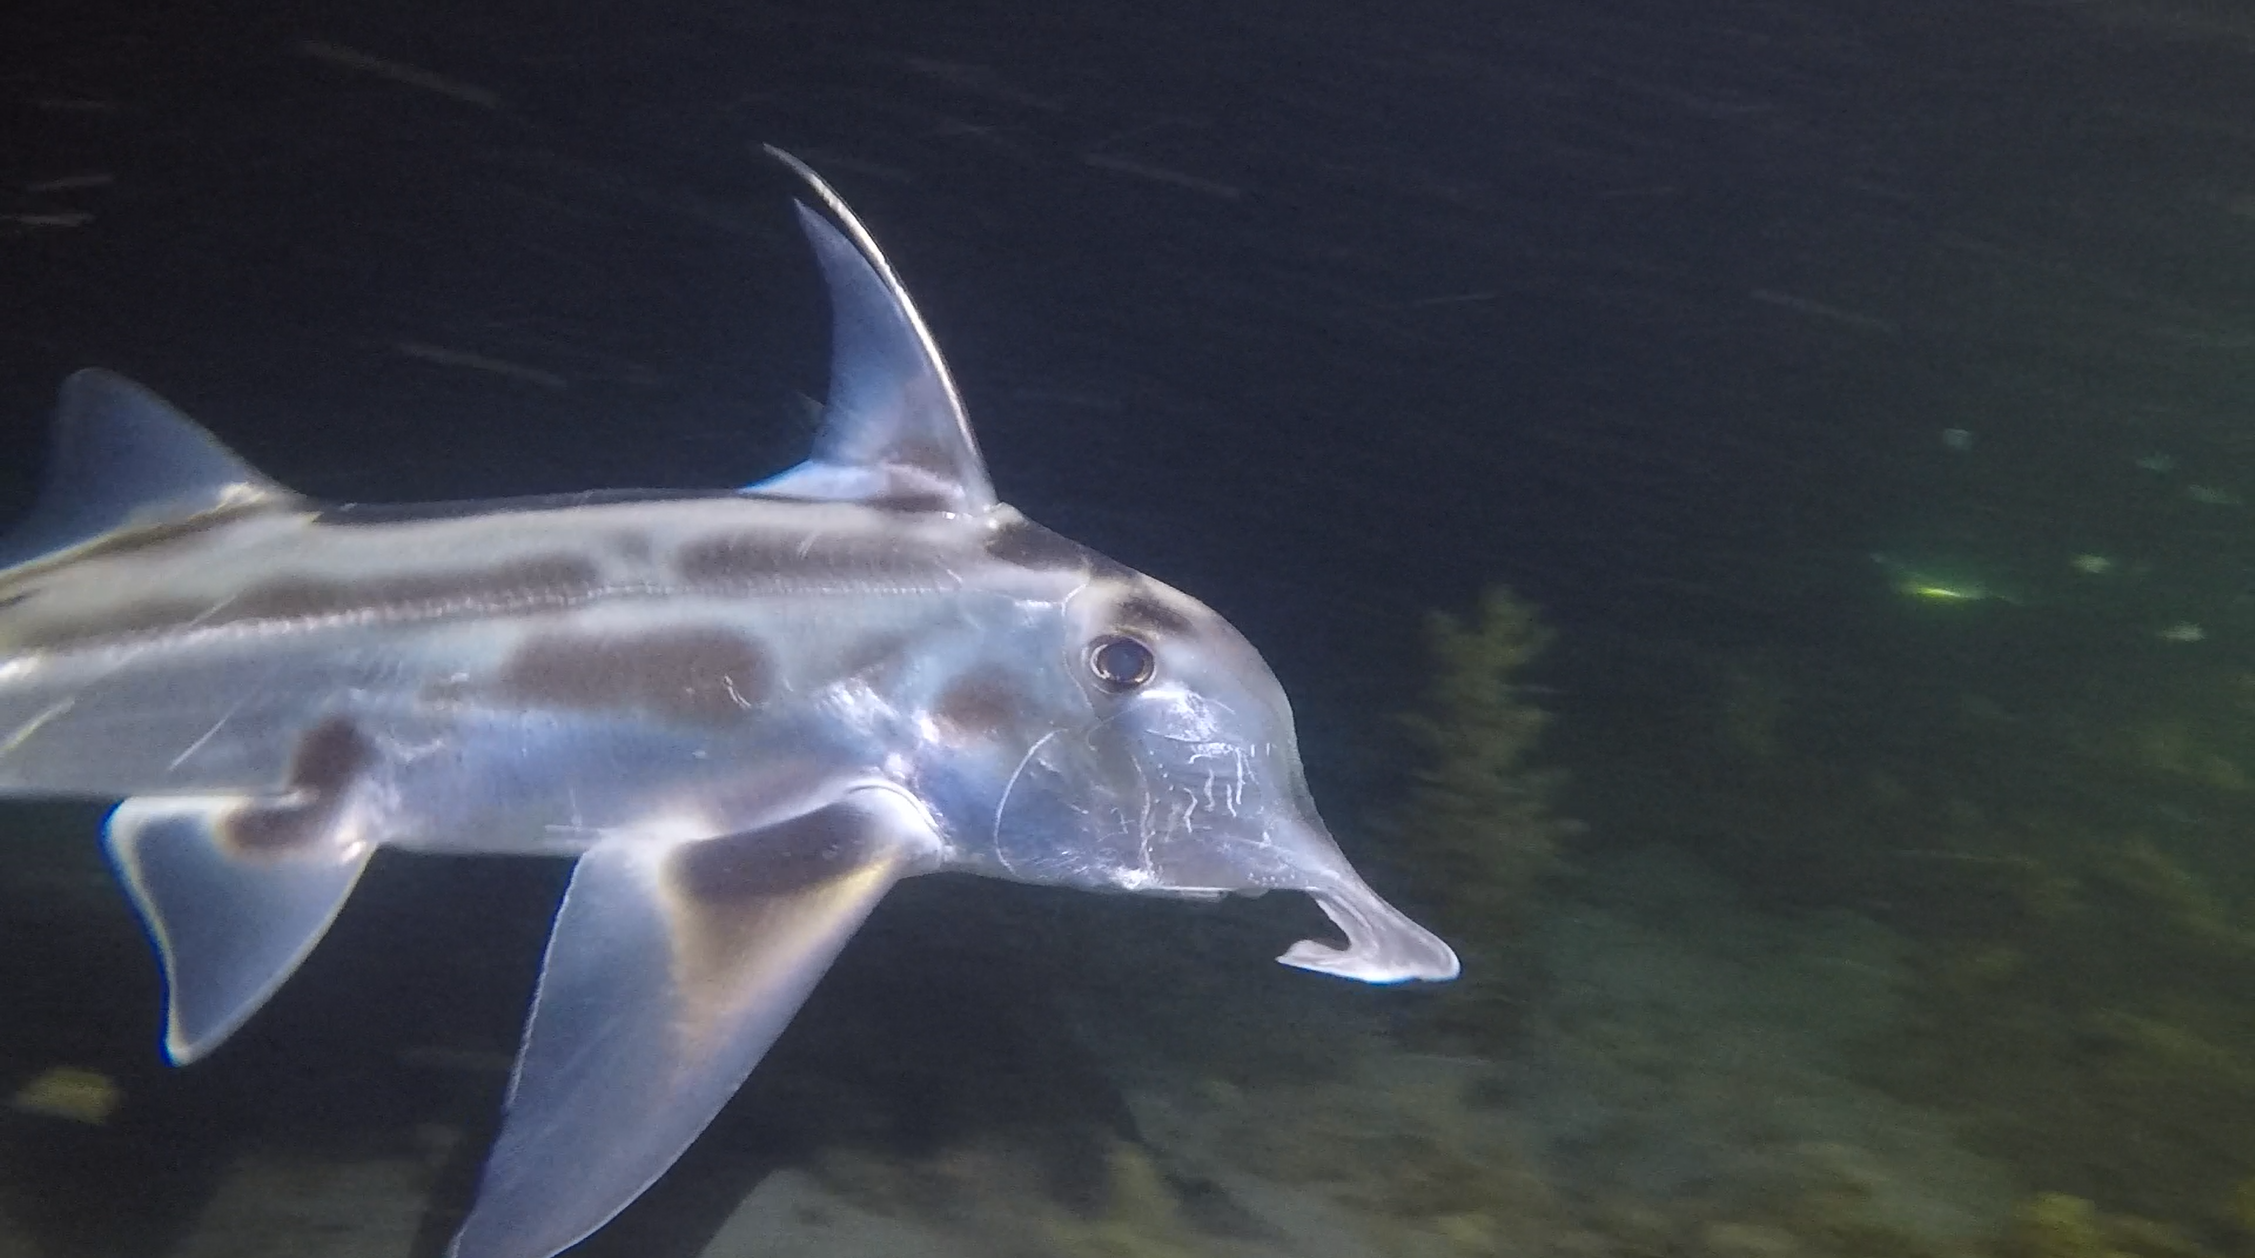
[
  {"left": 1281, "top": 878, "right": 1461, "bottom": 983},
  {"left": 1264, "top": 815, "right": 1459, "bottom": 984}
]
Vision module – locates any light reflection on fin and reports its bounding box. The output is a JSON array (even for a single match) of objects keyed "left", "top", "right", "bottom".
[
  {"left": 105, "top": 793, "right": 372, "bottom": 1065},
  {"left": 2, "top": 370, "right": 298, "bottom": 572},
  {"left": 447, "top": 788, "right": 938, "bottom": 1258},
  {"left": 741, "top": 147, "right": 993, "bottom": 514}
]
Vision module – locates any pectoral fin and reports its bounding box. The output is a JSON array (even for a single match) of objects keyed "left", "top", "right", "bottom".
[
  {"left": 448, "top": 788, "right": 940, "bottom": 1258},
  {"left": 104, "top": 791, "right": 373, "bottom": 1065}
]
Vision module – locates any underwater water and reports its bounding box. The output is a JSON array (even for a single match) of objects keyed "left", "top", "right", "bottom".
[{"left": 4, "top": 0, "right": 2255, "bottom": 1254}]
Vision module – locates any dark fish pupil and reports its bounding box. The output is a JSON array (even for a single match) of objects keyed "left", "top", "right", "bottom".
[{"left": 1089, "top": 635, "right": 1156, "bottom": 689}]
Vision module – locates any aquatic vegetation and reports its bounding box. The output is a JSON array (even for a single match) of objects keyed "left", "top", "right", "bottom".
[
  {"left": 1998, "top": 1194, "right": 2216, "bottom": 1258},
  {"left": 2110, "top": 668, "right": 2255, "bottom": 794},
  {"left": 1210, "top": 1063, "right": 1573, "bottom": 1258},
  {"left": 1347, "top": 1133, "right": 1566, "bottom": 1257},
  {"left": 1037, "top": 1141, "right": 1209, "bottom": 1258},
  {"left": 1391, "top": 585, "right": 1568, "bottom": 939},
  {"left": 1386, "top": 586, "right": 1569, "bottom": 1041},
  {"left": 1869, "top": 834, "right": 2255, "bottom": 1235},
  {"left": 809, "top": 1132, "right": 1201, "bottom": 1257},
  {"left": 2122, "top": 718, "right": 2249, "bottom": 792}
]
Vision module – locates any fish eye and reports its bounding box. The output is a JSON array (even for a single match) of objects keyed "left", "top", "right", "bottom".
[{"left": 1087, "top": 634, "right": 1156, "bottom": 691}]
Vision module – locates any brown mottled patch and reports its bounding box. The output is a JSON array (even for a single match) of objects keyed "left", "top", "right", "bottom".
[
  {"left": 494, "top": 625, "right": 771, "bottom": 724},
  {"left": 932, "top": 669, "right": 1034, "bottom": 743},
  {"left": 223, "top": 718, "right": 371, "bottom": 857},
  {"left": 982, "top": 518, "right": 1088, "bottom": 572},
  {"left": 664, "top": 806, "right": 897, "bottom": 1038},
  {"left": 228, "top": 555, "right": 601, "bottom": 622},
  {"left": 673, "top": 530, "right": 941, "bottom": 586},
  {"left": 1114, "top": 593, "right": 1193, "bottom": 637},
  {"left": 13, "top": 554, "right": 605, "bottom": 651},
  {"left": 674, "top": 533, "right": 800, "bottom": 584},
  {"left": 672, "top": 809, "right": 872, "bottom": 907}
]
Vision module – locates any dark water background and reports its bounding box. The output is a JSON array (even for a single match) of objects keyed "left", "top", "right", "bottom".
[{"left": 3, "top": 0, "right": 2254, "bottom": 1254}]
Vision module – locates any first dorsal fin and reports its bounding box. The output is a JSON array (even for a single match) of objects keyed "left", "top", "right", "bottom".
[
  {"left": 1, "top": 370, "right": 296, "bottom": 571},
  {"left": 743, "top": 147, "right": 997, "bottom": 515}
]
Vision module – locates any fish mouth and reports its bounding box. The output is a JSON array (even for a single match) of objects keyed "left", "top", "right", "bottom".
[{"left": 1278, "top": 875, "right": 1460, "bottom": 984}]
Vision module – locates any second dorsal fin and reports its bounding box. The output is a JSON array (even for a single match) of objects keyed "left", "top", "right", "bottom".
[
  {"left": 744, "top": 147, "right": 996, "bottom": 515},
  {"left": 1, "top": 371, "right": 298, "bottom": 572}
]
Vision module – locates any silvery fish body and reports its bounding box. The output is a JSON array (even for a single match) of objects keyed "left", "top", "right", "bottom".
[{"left": 0, "top": 150, "right": 1456, "bottom": 1258}]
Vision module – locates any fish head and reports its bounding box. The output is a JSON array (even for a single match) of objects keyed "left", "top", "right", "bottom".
[
  {"left": 742, "top": 158, "right": 1456, "bottom": 986},
  {"left": 946, "top": 525, "right": 1458, "bottom": 984}
]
